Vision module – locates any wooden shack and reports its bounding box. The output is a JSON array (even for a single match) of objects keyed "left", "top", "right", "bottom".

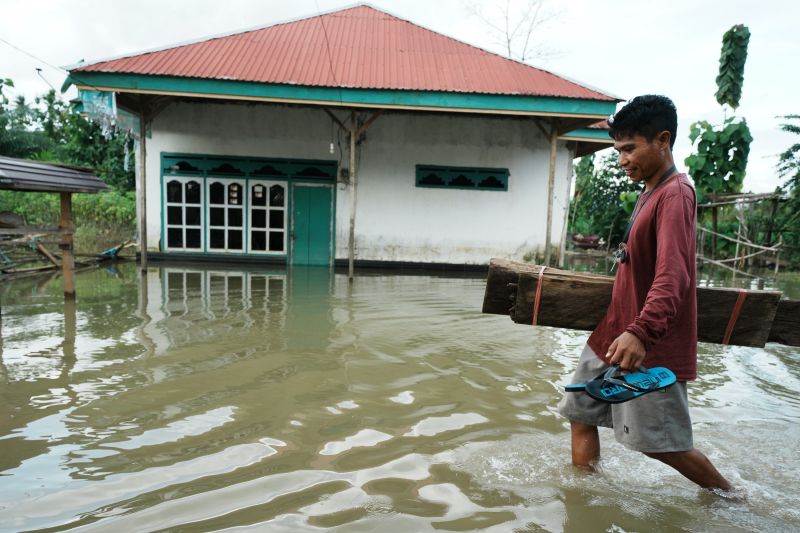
[{"left": 0, "top": 156, "right": 109, "bottom": 296}]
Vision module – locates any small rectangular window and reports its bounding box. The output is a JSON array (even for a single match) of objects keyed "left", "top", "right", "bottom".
[{"left": 415, "top": 165, "right": 509, "bottom": 191}]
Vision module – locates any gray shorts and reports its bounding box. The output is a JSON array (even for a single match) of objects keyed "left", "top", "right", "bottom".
[{"left": 557, "top": 344, "right": 693, "bottom": 453}]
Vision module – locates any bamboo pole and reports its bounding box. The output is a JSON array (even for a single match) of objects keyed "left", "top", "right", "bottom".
[
  {"left": 697, "top": 255, "right": 757, "bottom": 278},
  {"left": 700, "top": 226, "right": 779, "bottom": 251},
  {"left": 544, "top": 124, "right": 558, "bottom": 266},
  {"left": 59, "top": 192, "right": 75, "bottom": 297}
]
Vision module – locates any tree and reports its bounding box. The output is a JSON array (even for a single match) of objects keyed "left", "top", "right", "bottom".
[
  {"left": 715, "top": 25, "right": 750, "bottom": 109},
  {"left": 569, "top": 153, "right": 639, "bottom": 246},
  {"left": 37, "top": 90, "right": 135, "bottom": 192},
  {"left": 684, "top": 117, "right": 752, "bottom": 202},
  {"left": 0, "top": 78, "right": 53, "bottom": 158},
  {"left": 0, "top": 81, "right": 135, "bottom": 192},
  {"left": 465, "top": 0, "right": 560, "bottom": 62},
  {"left": 685, "top": 25, "right": 753, "bottom": 203},
  {"left": 774, "top": 115, "right": 800, "bottom": 266}
]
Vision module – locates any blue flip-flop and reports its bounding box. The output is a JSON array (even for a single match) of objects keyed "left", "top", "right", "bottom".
[
  {"left": 564, "top": 368, "right": 608, "bottom": 393},
  {"left": 582, "top": 364, "right": 677, "bottom": 403}
]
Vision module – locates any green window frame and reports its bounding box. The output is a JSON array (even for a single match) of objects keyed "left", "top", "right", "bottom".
[
  {"left": 160, "top": 153, "right": 335, "bottom": 256},
  {"left": 415, "top": 164, "right": 509, "bottom": 191}
]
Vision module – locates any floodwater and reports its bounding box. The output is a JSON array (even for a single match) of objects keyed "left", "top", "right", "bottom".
[{"left": 1, "top": 262, "right": 799, "bottom": 532}]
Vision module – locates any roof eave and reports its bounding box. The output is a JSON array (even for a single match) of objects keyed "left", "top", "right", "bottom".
[{"left": 67, "top": 72, "right": 618, "bottom": 120}]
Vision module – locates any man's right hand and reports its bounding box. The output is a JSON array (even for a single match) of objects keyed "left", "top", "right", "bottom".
[{"left": 606, "top": 331, "right": 646, "bottom": 370}]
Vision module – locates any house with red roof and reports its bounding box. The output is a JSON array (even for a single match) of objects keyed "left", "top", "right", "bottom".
[{"left": 65, "top": 4, "right": 618, "bottom": 270}]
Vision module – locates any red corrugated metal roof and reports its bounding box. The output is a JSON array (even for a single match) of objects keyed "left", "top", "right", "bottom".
[{"left": 74, "top": 4, "right": 614, "bottom": 101}]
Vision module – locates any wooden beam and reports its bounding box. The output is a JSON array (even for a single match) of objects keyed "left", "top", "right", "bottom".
[
  {"left": 76, "top": 85, "right": 610, "bottom": 120},
  {"left": 348, "top": 111, "right": 358, "bottom": 281},
  {"left": 544, "top": 122, "right": 558, "bottom": 266},
  {"left": 769, "top": 297, "right": 800, "bottom": 345},
  {"left": 558, "top": 143, "right": 576, "bottom": 267},
  {"left": 35, "top": 242, "right": 61, "bottom": 267},
  {"left": 59, "top": 192, "right": 75, "bottom": 297},
  {"left": 482, "top": 259, "right": 792, "bottom": 347},
  {"left": 346, "top": 111, "right": 383, "bottom": 281},
  {"left": 356, "top": 110, "right": 384, "bottom": 137},
  {"left": 532, "top": 117, "right": 549, "bottom": 139},
  {"left": 138, "top": 98, "right": 149, "bottom": 270},
  {"left": 0, "top": 226, "right": 68, "bottom": 236},
  {"left": 323, "top": 108, "right": 348, "bottom": 131}
]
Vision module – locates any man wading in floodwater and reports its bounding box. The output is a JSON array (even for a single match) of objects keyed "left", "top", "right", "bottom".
[{"left": 558, "top": 95, "right": 734, "bottom": 491}]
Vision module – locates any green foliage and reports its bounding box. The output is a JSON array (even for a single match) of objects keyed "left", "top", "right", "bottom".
[
  {"left": 33, "top": 90, "right": 136, "bottom": 192},
  {"left": 0, "top": 190, "right": 135, "bottom": 227},
  {"left": 685, "top": 117, "right": 752, "bottom": 203},
  {"left": 74, "top": 191, "right": 136, "bottom": 226},
  {"left": 777, "top": 115, "right": 800, "bottom": 192},
  {"left": 0, "top": 190, "right": 58, "bottom": 225},
  {"left": 715, "top": 25, "right": 750, "bottom": 109},
  {"left": 0, "top": 81, "right": 135, "bottom": 192},
  {"left": 687, "top": 25, "right": 753, "bottom": 205},
  {"left": 0, "top": 189, "right": 135, "bottom": 255},
  {"left": 569, "top": 154, "right": 640, "bottom": 246},
  {"left": 774, "top": 115, "right": 800, "bottom": 267},
  {"left": 619, "top": 190, "right": 638, "bottom": 215},
  {"left": 0, "top": 79, "right": 54, "bottom": 158}
]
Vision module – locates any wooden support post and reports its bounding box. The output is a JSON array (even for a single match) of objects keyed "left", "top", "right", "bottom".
[
  {"left": 348, "top": 111, "right": 358, "bottom": 282},
  {"left": 544, "top": 124, "right": 558, "bottom": 266},
  {"left": 59, "top": 192, "right": 75, "bottom": 298},
  {"left": 138, "top": 103, "right": 149, "bottom": 270},
  {"left": 344, "top": 109, "right": 383, "bottom": 282},
  {"left": 699, "top": 227, "right": 705, "bottom": 259},
  {"left": 711, "top": 204, "right": 718, "bottom": 260},
  {"left": 63, "top": 294, "right": 76, "bottom": 365},
  {"left": 558, "top": 143, "right": 576, "bottom": 267}
]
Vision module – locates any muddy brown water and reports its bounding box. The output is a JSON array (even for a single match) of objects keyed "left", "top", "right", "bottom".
[{"left": 0, "top": 262, "right": 798, "bottom": 532}]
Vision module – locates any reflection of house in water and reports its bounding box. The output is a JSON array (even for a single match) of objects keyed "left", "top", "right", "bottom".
[{"left": 141, "top": 266, "right": 335, "bottom": 356}]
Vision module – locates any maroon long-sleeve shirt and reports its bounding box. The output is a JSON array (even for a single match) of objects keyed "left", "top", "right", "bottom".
[{"left": 587, "top": 173, "right": 698, "bottom": 380}]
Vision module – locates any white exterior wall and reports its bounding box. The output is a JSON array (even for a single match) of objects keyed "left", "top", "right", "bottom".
[{"left": 143, "top": 101, "right": 572, "bottom": 265}]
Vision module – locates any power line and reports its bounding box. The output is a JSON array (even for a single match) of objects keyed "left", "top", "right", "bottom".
[
  {"left": 0, "top": 36, "right": 69, "bottom": 75},
  {"left": 36, "top": 68, "right": 57, "bottom": 92},
  {"left": 0, "top": 36, "right": 109, "bottom": 96}
]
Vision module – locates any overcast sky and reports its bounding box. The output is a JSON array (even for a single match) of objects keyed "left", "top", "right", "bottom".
[{"left": 2, "top": 0, "right": 798, "bottom": 192}]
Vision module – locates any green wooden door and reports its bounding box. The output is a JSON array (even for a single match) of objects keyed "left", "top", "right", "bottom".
[{"left": 291, "top": 185, "right": 333, "bottom": 266}]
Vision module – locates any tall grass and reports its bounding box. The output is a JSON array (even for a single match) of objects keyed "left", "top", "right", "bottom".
[{"left": 0, "top": 190, "right": 136, "bottom": 255}]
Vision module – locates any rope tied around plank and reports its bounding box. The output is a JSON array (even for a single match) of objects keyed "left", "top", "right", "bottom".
[
  {"left": 532, "top": 266, "right": 546, "bottom": 326},
  {"left": 722, "top": 289, "right": 748, "bottom": 345}
]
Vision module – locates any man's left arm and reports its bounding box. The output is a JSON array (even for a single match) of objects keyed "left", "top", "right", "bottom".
[{"left": 608, "top": 191, "right": 695, "bottom": 369}]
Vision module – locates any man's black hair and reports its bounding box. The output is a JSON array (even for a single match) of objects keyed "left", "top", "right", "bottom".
[{"left": 607, "top": 95, "right": 678, "bottom": 149}]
